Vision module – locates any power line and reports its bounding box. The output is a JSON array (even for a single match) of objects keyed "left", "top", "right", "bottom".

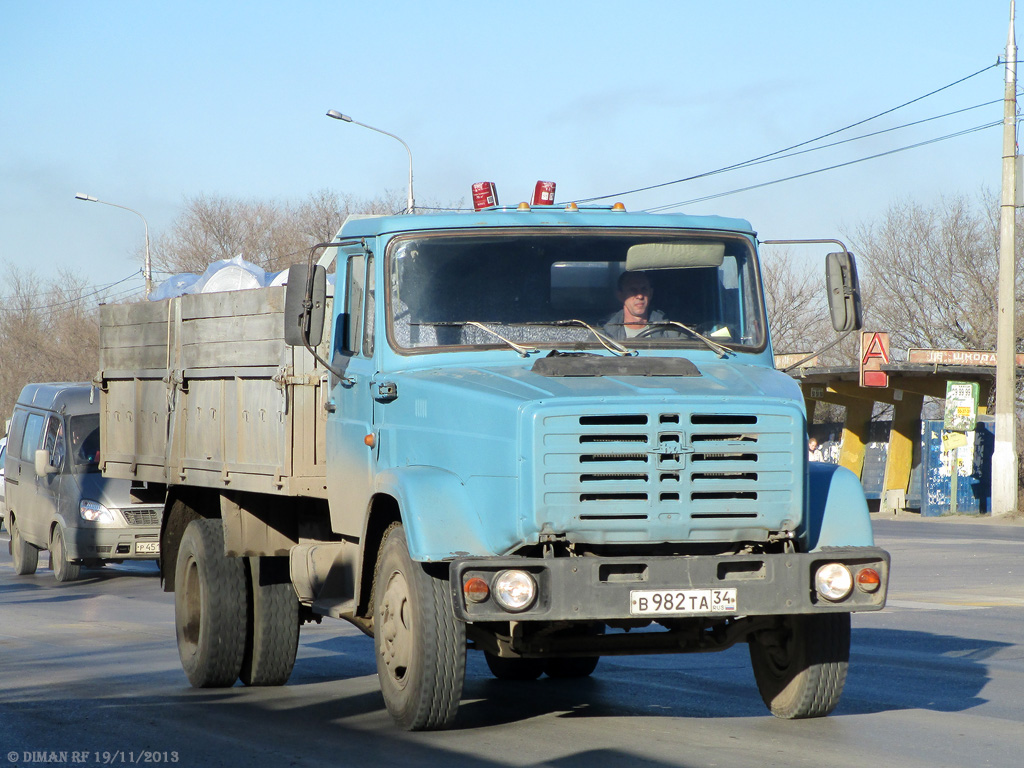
[
  {"left": 732, "top": 98, "right": 1001, "bottom": 172},
  {"left": 574, "top": 61, "right": 1003, "bottom": 205},
  {"left": 644, "top": 121, "right": 1000, "bottom": 212},
  {"left": 0, "top": 271, "right": 143, "bottom": 313}
]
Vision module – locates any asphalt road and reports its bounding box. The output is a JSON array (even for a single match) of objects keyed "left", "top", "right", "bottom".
[{"left": 1, "top": 516, "right": 1022, "bottom": 768}]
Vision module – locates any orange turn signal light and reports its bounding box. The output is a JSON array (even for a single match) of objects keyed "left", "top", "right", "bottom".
[
  {"left": 463, "top": 577, "right": 490, "bottom": 603},
  {"left": 364, "top": 433, "right": 376, "bottom": 448},
  {"left": 856, "top": 567, "right": 881, "bottom": 592}
]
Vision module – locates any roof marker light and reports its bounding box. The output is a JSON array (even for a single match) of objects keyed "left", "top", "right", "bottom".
[
  {"left": 611, "top": 202, "right": 627, "bottom": 212},
  {"left": 517, "top": 202, "right": 531, "bottom": 211},
  {"left": 565, "top": 202, "right": 578, "bottom": 212}
]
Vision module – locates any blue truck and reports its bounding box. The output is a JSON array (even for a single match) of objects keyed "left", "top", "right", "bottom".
[{"left": 98, "top": 192, "right": 888, "bottom": 730}]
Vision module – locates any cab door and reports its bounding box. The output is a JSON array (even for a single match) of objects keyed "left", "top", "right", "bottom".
[{"left": 326, "top": 251, "right": 378, "bottom": 537}]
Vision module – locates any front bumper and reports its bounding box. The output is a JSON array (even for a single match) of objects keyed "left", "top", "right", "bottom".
[
  {"left": 65, "top": 525, "right": 161, "bottom": 561},
  {"left": 451, "top": 547, "right": 889, "bottom": 622}
]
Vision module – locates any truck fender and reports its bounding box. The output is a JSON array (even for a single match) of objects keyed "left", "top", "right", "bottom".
[
  {"left": 373, "top": 466, "right": 491, "bottom": 561},
  {"left": 803, "top": 462, "right": 875, "bottom": 550}
]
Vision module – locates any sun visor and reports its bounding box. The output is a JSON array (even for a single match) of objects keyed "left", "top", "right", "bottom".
[{"left": 625, "top": 242, "right": 726, "bottom": 270}]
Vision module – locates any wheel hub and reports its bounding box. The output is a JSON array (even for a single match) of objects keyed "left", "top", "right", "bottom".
[{"left": 379, "top": 570, "right": 413, "bottom": 687}]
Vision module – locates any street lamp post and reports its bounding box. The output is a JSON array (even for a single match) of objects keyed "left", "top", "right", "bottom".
[
  {"left": 326, "top": 110, "right": 415, "bottom": 214},
  {"left": 75, "top": 193, "right": 153, "bottom": 298}
]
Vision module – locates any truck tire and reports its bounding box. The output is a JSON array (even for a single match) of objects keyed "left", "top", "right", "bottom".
[
  {"left": 240, "top": 556, "right": 299, "bottom": 687},
  {"left": 50, "top": 525, "right": 81, "bottom": 583},
  {"left": 174, "top": 518, "right": 248, "bottom": 688},
  {"left": 373, "top": 523, "right": 466, "bottom": 730},
  {"left": 748, "top": 612, "right": 850, "bottom": 719},
  {"left": 544, "top": 656, "right": 600, "bottom": 679},
  {"left": 10, "top": 517, "right": 39, "bottom": 576},
  {"left": 484, "top": 652, "right": 544, "bottom": 681}
]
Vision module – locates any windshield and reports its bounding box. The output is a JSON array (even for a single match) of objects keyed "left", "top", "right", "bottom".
[
  {"left": 69, "top": 413, "right": 100, "bottom": 467},
  {"left": 387, "top": 230, "right": 765, "bottom": 353}
]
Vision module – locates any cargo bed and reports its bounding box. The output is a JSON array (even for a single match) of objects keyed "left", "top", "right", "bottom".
[{"left": 98, "top": 287, "right": 329, "bottom": 498}]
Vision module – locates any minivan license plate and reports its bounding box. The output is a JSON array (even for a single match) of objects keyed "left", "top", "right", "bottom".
[
  {"left": 136, "top": 541, "right": 160, "bottom": 554},
  {"left": 630, "top": 588, "right": 737, "bottom": 615}
]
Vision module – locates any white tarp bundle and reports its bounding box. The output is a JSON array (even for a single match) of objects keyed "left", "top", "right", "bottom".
[{"left": 150, "top": 255, "right": 287, "bottom": 300}]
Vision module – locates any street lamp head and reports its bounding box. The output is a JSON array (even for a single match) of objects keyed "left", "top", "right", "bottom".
[
  {"left": 326, "top": 109, "right": 353, "bottom": 122},
  {"left": 75, "top": 193, "right": 98, "bottom": 202}
]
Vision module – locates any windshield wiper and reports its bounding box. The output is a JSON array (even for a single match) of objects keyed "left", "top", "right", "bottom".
[
  {"left": 416, "top": 320, "right": 540, "bottom": 357},
  {"left": 638, "top": 321, "right": 732, "bottom": 358},
  {"left": 465, "top": 321, "right": 540, "bottom": 357},
  {"left": 537, "top": 319, "right": 634, "bottom": 357}
]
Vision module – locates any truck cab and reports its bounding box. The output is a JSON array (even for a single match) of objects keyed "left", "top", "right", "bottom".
[{"left": 285, "top": 203, "right": 886, "bottom": 728}]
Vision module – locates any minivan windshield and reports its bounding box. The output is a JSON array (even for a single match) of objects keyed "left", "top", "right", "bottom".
[
  {"left": 386, "top": 230, "right": 765, "bottom": 353},
  {"left": 69, "top": 414, "right": 100, "bottom": 467}
]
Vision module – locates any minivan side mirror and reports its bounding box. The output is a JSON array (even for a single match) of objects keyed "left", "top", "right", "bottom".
[
  {"left": 35, "top": 449, "right": 56, "bottom": 477},
  {"left": 284, "top": 263, "right": 327, "bottom": 347},
  {"left": 825, "top": 251, "right": 863, "bottom": 332}
]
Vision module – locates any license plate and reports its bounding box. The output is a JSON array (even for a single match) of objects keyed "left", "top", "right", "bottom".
[
  {"left": 630, "top": 588, "right": 737, "bottom": 615},
  {"left": 135, "top": 541, "right": 160, "bottom": 554}
]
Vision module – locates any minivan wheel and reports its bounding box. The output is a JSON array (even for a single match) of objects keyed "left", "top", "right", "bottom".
[
  {"left": 51, "top": 525, "right": 81, "bottom": 583},
  {"left": 10, "top": 517, "right": 39, "bottom": 576}
]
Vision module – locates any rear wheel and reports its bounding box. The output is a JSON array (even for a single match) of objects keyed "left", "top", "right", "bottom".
[
  {"left": 174, "top": 518, "right": 248, "bottom": 687},
  {"left": 10, "top": 516, "right": 39, "bottom": 576},
  {"left": 748, "top": 612, "right": 850, "bottom": 719},
  {"left": 240, "top": 556, "right": 299, "bottom": 686},
  {"left": 484, "top": 652, "right": 544, "bottom": 681},
  {"left": 50, "top": 525, "right": 81, "bottom": 583},
  {"left": 373, "top": 523, "right": 466, "bottom": 730}
]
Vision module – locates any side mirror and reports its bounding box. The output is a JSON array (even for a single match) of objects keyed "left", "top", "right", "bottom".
[
  {"left": 35, "top": 449, "right": 56, "bottom": 477},
  {"left": 825, "top": 251, "right": 863, "bottom": 332},
  {"left": 283, "top": 263, "right": 327, "bottom": 347}
]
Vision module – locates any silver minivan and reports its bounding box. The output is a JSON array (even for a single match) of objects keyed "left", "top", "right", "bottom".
[{"left": 4, "top": 383, "right": 163, "bottom": 581}]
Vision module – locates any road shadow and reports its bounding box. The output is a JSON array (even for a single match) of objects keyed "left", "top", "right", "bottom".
[
  {"left": 839, "top": 627, "right": 1010, "bottom": 715},
  {"left": 0, "top": 623, "right": 1014, "bottom": 766}
]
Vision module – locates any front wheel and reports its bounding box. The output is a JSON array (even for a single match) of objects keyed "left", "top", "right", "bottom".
[
  {"left": 373, "top": 523, "right": 466, "bottom": 730},
  {"left": 10, "top": 516, "right": 39, "bottom": 575},
  {"left": 51, "top": 525, "right": 81, "bottom": 583},
  {"left": 748, "top": 612, "right": 851, "bottom": 719},
  {"left": 174, "top": 518, "right": 249, "bottom": 687}
]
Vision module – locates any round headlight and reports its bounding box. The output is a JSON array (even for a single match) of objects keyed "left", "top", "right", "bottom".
[
  {"left": 815, "top": 563, "right": 853, "bottom": 602},
  {"left": 80, "top": 499, "right": 115, "bottom": 523},
  {"left": 492, "top": 569, "right": 537, "bottom": 612}
]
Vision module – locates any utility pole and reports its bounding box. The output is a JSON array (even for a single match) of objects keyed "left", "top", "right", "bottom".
[{"left": 993, "top": 0, "right": 1019, "bottom": 515}]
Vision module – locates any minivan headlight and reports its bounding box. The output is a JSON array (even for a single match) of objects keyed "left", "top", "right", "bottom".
[{"left": 80, "top": 499, "right": 115, "bottom": 523}]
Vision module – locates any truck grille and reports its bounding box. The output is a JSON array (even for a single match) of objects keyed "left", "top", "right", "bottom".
[
  {"left": 122, "top": 509, "right": 160, "bottom": 526},
  {"left": 534, "top": 407, "right": 799, "bottom": 539}
]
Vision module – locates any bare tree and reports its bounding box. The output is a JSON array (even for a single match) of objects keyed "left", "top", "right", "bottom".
[
  {"left": 761, "top": 246, "right": 830, "bottom": 355},
  {"left": 152, "top": 188, "right": 407, "bottom": 276},
  {"left": 849, "top": 195, "right": 1012, "bottom": 354},
  {"left": 0, "top": 268, "right": 104, "bottom": 425}
]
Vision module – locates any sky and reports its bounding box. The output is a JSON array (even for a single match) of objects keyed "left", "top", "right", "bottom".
[{"left": 0, "top": 1, "right": 1017, "bottom": 301}]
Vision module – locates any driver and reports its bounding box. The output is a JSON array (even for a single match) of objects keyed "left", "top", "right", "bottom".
[{"left": 602, "top": 271, "right": 668, "bottom": 340}]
